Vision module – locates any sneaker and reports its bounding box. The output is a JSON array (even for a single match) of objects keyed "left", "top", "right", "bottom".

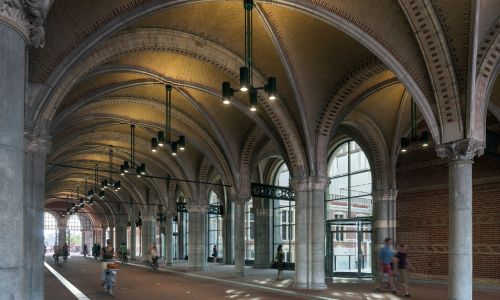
[
  {"left": 405, "top": 294, "right": 411, "bottom": 298},
  {"left": 392, "top": 290, "right": 397, "bottom": 295},
  {"left": 109, "top": 288, "right": 114, "bottom": 296}
]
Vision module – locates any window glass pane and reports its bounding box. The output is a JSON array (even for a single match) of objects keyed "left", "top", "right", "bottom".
[
  {"left": 327, "top": 140, "right": 373, "bottom": 219},
  {"left": 330, "top": 176, "right": 348, "bottom": 199},
  {"left": 350, "top": 172, "right": 372, "bottom": 196}
]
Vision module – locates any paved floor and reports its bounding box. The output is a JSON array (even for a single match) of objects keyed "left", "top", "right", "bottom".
[{"left": 44, "top": 257, "right": 500, "bottom": 300}]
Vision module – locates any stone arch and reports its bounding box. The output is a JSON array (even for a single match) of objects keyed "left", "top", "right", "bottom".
[
  {"left": 238, "top": 126, "right": 267, "bottom": 196},
  {"left": 340, "top": 111, "right": 391, "bottom": 191},
  {"left": 49, "top": 131, "right": 194, "bottom": 199},
  {"left": 472, "top": 23, "right": 500, "bottom": 142},
  {"left": 398, "top": 0, "right": 462, "bottom": 142},
  {"left": 34, "top": 28, "right": 307, "bottom": 178},
  {"left": 316, "top": 62, "right": 400, "bottom": 178}
]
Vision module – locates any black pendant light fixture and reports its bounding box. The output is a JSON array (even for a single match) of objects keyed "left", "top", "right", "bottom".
[
  {"left": 400, "top": 99, "right": 430, "bottom": 153},
  {"left": 122, "top": 124, "right": 146, "bottom": 176},
  {"left": 221, "top": 0, "right": 277, "bottom": 110},
  {"left": 151, "top": 85, "right": 186, "bottom": 155}
]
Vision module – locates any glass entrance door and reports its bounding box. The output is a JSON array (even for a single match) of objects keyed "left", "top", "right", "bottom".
[{"left": 325, "top": 217, "right": 372, "bottom": 278}]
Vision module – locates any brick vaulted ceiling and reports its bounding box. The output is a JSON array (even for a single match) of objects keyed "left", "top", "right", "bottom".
[{"left": 35, "top": 0, "right": 499, "bottom": 212}]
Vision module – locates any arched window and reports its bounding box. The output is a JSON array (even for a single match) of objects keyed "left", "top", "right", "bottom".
[
  {"left": 273, "top": 163, "right": 295, "bottom": 263},
  {"left": 44, "top": 212, "right": 58, "bottom": 230},
  {"left": 208, "top": 191, "right": 223, "bottom": 259},
  {"left": 67, "top": 215, "right": 81, "bottom": 230},
  {"left": 327, "top": 140, "right": 372, "bottom": 219},
  {"left": 44, "top": 212, "right": 58, "bottom": 249}
]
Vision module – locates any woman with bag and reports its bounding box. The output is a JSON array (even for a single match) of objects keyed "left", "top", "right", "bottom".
[{"left": 274, "top": 244, "right": 284, "bottom": 280}]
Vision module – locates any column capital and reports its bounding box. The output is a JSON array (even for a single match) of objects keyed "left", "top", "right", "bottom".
[
  {"left": 0, "top": 0, "right": 50, "bottom": 47},
  {"left": 372, "top": 189, "right": 398, "bottom": 201},
  {"left": 24, "top": 130, "right": 51, "bottom": 158},
  {"left": 289, "top": 176, "right": 330, "bottom": 192},
  {"left": 187, "top": 202, "right": 208, "bottom": 213},
  {"left": 435, "top": 138, "right": 485, "bottom": 162},
  {"left": 115, "top": 214, "right": 129, "bottom": 227}
]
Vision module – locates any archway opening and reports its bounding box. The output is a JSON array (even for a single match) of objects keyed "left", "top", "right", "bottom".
[
  {"left": 325, "top": 140, "right": 373, "bottom": 277},
  {"left": 66, "top": 214, "right": 94, "bottom": 256},
  {"left": 44, "top": 212, "right": 58, "bottom": 255}
]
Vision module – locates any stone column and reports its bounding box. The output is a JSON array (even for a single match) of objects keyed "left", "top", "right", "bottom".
[
  {"left": 102, "top": 226, "right": 107, "bottom": 246},
  {"left": 165, "top": 214, "right": 174, "bottom": 266},
  {"left": 141, "top": 215, "right": 156, "bottom": 262},
  {"left": 109, "top": 226, "right": 115, "bottom": 249},
  {"left": 437, "top": 139, "right": 484, "bottom": 300},
  {"left": 115, "top": 216, "right": 128, "bottom": 255},
  {"left": 130, "top": 221, "right": 137, "bottom": 260},
  {"left": 222, "top": 202, "right": 233, "bottom": 264},
  {"left": 178, "top": 212, "right": 185, "bottom": 259},
  {"left": 23, "top": 133, "right": 50, "bottom": 299},
  {"left": 234, "top": 197, "right": 247, "bottom": 275},
  {"left": 188, "top": 205, "right": 208, "bottom": 271},
  {"left": 372, "top": 189, "right": 397, "bottom": 273},
  {"left": 253, "top": 197, "right": 272, "bottom": 268},
  {"left": 290, "top": 177, "right": 329, "bottom": 289}
]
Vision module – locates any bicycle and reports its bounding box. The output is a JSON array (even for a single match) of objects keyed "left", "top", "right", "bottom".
[
  {"left": 104, "top": 263, "right": 119, "bottom": 295},
  {"left": 150, "top": 257, "right": 159, "bottom": 271}
]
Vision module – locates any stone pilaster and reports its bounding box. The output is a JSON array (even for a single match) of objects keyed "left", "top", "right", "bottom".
[
  {"left": 164, "top": 197, "right": 175, "bottom": 265},
  {"left": 23, "top": 131, "right": 50, "bottom": 300},
  {"left": 222, "top": 201, "right": 233, "bottom": 264},
  {"left": 234, "top": 195, "right": 249, "bottom": 276},
  {"left": 290, "top": 177, "right": 329, "bottom": 290},
  {"left": 115, "top": 215, "right": 128, "bottom": 255},
  {"left": 130, "top": 209, "right": 138, "bottom": 260},
  {"left": 436, "top": 139, "right": 484, "bottom": 300},
  {"left": 188, "top": 202, "right": 208, "bottom": 271},
  {"left": 141, "top": 214, "right": 156, "bottom": 262},
  {"left": 57, "top": 224, "right": 66, "bottom": 246},
  {"left": 253, "top": 197, "right": 272, "bottom": 269}
]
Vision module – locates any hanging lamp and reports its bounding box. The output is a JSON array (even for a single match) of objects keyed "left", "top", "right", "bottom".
[{"left": 221, "top": 0, "right": 277, "bottom": 110}]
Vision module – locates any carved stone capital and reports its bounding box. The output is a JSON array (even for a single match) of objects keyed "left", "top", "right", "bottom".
[
  {"left": 115, "top": 215, "right": 129, "bottom": 227},
  {"left": 289, "top": 176, "right": 330, "bottom": 192},
  {"left": 0, "top": 0, "right": 50, "bottom": 47},
  {"left": 372, "top": 189, "right": 398, "bottom": 201},
  {"left": 24, "top": 130, "right": 51, "bottom": 158},
  {"left": 186, "top": 202, "right": 208, "bottom": 213},
  {"left": 435, "top": 138, "right": 485, "bottom": 162}
]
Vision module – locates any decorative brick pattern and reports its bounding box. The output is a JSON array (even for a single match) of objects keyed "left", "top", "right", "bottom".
[
  {"left": 398, "top": 0, "right": 462, "bottom": 139},
  {"left": 397, "top": 144, "right": 500, "bottom": 283}
]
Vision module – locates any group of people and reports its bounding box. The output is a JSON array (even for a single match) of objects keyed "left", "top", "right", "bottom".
[
  {"left": 92, "top": 243, "right": 102, "bottom": 259},
  {"left": 52, "top": 243, "right": 70, "bottom": 263},
  {"left": 376, "top": 237, "right": 416, "bottom": 297}
]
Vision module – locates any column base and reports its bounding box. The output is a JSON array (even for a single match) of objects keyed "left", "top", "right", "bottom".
[
  {"left": 189, "top": 266, "right": 208, "bottom": 271},
  {"left": 293, "top": 282, "right": 327, "bottom": 290},
  {"left": 166, "top": 262, "right": 173, "bottom": 266},
  {"left": 234, "top": 271, "right": 245, "bottom": 276}
]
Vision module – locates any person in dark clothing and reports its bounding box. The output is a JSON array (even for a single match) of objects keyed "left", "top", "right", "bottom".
[
  {"left": 212, "top": 245, "right": 218, "bottom": 263},
  {"left": 274, "top": 245, "right": 284, "bottom": 280},
  {"left": 395, "top": 243, "right": 416, "bottom": 298}
]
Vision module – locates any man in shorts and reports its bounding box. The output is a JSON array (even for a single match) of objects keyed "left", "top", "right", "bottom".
[
  {"left": 395, "top": 243, "right": 416, "bottom": 297},
  {"left": 376, "top": 237, "right": 396, "bottom": 294}
]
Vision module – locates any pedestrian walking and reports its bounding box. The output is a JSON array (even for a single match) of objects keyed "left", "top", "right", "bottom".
[{"left": 395, "top": 243, "right": 416, "bottom": 297}]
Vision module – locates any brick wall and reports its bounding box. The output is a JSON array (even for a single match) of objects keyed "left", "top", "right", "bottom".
[{"left": 396, "top": 145, "right": 500, "bottom": 285}]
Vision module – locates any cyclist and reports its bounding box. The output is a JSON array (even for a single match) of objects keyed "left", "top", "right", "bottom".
[
  {"left": 118, "top": 242, "right": 128, "bottom": 264},
  {"left": 62, "top": 243, "right": 69, "bottom": 262},
  {"left": 101, "top": 239, "right": 116, "bottom": 295},
  {"left": 53, "top": 244, "right": 60, "bottom": 264},
  {"left": 150, "top": 245, "right": 159, "bottom": 270}
]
